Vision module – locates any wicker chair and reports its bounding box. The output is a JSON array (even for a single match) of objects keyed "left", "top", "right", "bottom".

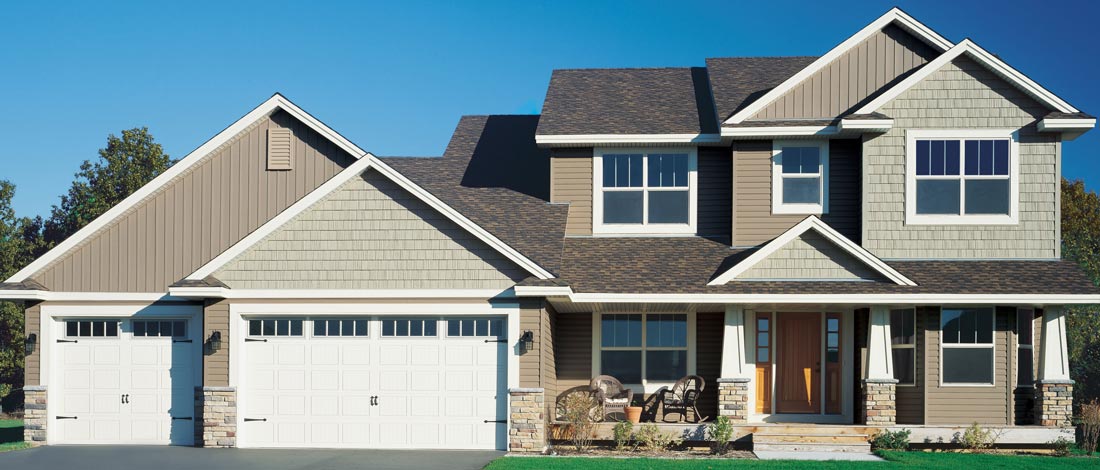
[
  {"left": 659, "top": 375, "right": 706, "bottom": 423},
  {"left": 590, "top": 375, "right": 634, "bottom": 421}
]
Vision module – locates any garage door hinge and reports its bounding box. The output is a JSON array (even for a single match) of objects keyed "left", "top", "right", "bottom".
[
  {"left": 483, "top": 339, "right": 507, "bottom": 343},
  {"left": 483, "top": 420, "right": 507, "bottom": 424},
  {"left": 56, "top": 416, "right": 78, "bottom": 420},
  {"left": 244, "top": 418, "right": 267, "bottom": 422},
  {"left": 172, "top": 417, "right": 193, "bottom": 421},
  {"left": 244, "top": 338, "right": 268, "bottom": 343},
  {"left": 173, "top": 339, "right": 193, "bottom": 343},
  {"left": 57, "top": 339, "right": 78, "bottom": 343}
]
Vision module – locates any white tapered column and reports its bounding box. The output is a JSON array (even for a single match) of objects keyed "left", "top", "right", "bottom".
[
  {"left": 863, "top": 306, "right": 897, "bottom": 426},
  {"left": 1036, "top": 306, "right": 1073, "bottom": 427},
  {"left": 718, "top": 305, "right": 751, "bottom": 423}
]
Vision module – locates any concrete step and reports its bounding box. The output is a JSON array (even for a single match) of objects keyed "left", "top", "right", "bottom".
[
  {"left": 753, "top": 442, "right": 872, "bottom": 453},
  {"left": 753, "top": 433, "right": 870, "bottom": 445},
  {"left": 750, "top": 425, "right": 874, "bottom": 436}
]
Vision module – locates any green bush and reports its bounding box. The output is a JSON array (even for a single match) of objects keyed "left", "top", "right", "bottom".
[
  {"left": 957, "top": 422, "right": 1000, "bottom": 452},
  {"left": 634, "top": 423, "right": 682, "bottom": 452},
  {"left": 871, "top": 428, "right": 911, "bottom": 450},
  {"left": 706, "top": 416, "right": 736, "bottom": 454},
  {"left": 1048, "top": 436, "right": 1074, "bottom": 457},
  {"left": 612, "top": 421, "right": 633, "bottom": 451}
]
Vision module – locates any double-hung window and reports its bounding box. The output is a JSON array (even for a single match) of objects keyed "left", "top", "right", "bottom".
[
  {"left": 906, "top": 130, "right": 1018, "bottom": 224},
  {"left": 594, "top": 149, "right": 697, "bottom": 234},
  {"left": 598, "top": 314, "right": 689, "bottom": 387},
  {"left": 941, "top": 308, "right": 995, "bottom": 385},
  {"left": 890, "top": 309, "right": 916, "bottom": 385},
  {"left": 1017, "top": 308, "right": 1035, "bottom": 387},
  {"left": 772, "top": 140, "right": 829, "bottom": 214}
]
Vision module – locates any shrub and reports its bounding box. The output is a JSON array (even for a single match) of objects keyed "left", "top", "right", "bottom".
[
  {"left": 612, "top": 421, "right": 634, "bottom": 451},
  {"left": 559, "top": 392, "right": 599, "bottom": 452},
  {"left": 635, "top": 423, "right": 683, "bottom": 452},
  {"left": 706, "top": 416, "right": 736, "bottom": 454},
  {"left": 1048, "top": 436, "right": 1074, "bottom": 457},
  {"left": 1081, "top": 399, "right": 1100, "bottom": 455},
  {"left": 871, "top": 428, "right": 911, "bottom": 450},
  {"left": 957, "top": 422, "right": 999, "bottom": 452}
]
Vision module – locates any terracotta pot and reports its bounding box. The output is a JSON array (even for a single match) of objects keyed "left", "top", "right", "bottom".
[{"left": 625, "top": 406, "right": 642, "bottom": 424}]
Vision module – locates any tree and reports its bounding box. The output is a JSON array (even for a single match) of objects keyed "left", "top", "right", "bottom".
[
  {"left": 1062, "top": 178, "right": 1100, "bottom": 405},
  {"left": 0, "top": 181, "right": 37, "bottom": 409}
]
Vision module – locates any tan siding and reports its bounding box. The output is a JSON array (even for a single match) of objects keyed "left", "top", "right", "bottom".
[
  {"left": 543, "top": 304, "right": 558, "bottom": 403},
  {"left": 863, "top": 56, "right": 1059, "bottom": 259},
  {"left": 739, "top": 230, "right": 882, "bottom": 280},
  {"left": 695, "top": 313, "right": 723, "bottom": 420},
  {"left": 733, "top": 140, "right": 861, "bottom": 246},
  {"left": 924, "top": 306, "right": 1012, "bottom": 425},
  {"left": 23, "top": 303, "right": 42, "bottom": 386},
  {"left": 554, "top": 313, "right": 593, "bottom": 404},
  {"left": 896, "top": 308, "right": 926, "bottom": 424},
  {"left": 550, "top": 149, "right": 593, "bottom": 236},
  {"left": 754, "top": 24, "right": 938, "bottom": 119},
  {"left": 519, "top": 301, "right": 543, "bottom": 389},
  {"left": 214, "top": 170, "right": 528, "bottom": 289},
  {"left": 32, "top": 110, "right": 357, "bottom": 292},
  {"left": 203, "top": 300, "right": 230, "bottom": 387}
]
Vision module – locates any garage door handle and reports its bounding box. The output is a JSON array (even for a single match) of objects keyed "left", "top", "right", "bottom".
[
  {"left": 57, "top": 339, "right": 78, "bottom": 343},
  {"left": 244, "top": 418, "right": 267, "bottom": 422},
  {"left": 245, "top": 338, "right": 268, "bottom": 342},
  {"left": 172, "top": 417, "right": 193, "bottom": 421},
  {"left": 57, "top": 416, "right": 78, "bottom": 420},
  {"left": 484, "top": 339, "right": 507, "bottom": 343},
  {"left": 484, "top": 420, "right": 507, "bottom": 424}
]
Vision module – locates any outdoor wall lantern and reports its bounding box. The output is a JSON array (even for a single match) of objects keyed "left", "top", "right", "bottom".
[
  {"left": 520, "top": 330, "right": 534, "bottom": 353},
  {"left": 206, "top": 331, "right": 222, "bottom": 353},
  {"left": 24, "top": 333, "right": 36, "bottom": 355}
]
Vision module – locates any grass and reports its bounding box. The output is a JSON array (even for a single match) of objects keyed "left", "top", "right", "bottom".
[
  {"left": 484, "top": 451, "right": 1100, "bottom": 470},
  {"left": 0, "top": 419, "right": 29, "bottom": 453}
]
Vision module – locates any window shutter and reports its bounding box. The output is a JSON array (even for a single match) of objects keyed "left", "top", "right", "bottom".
[{"left": 267, "top": 128, "right": 293, "bottom": 170}]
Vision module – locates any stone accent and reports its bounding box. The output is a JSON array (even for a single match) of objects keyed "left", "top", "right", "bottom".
[
  {"left": 1036, "top": 380, "right": 1074, "bottom": 427},
  {"left": 23, "top": 386, "right": 47, "bottom": 445},
  {"left": 716, "top": 378, "right": 750, "bottom": 423},
  {"left": 862, "top": 379, "right": 897, "bottom": 426},
  {"left": 196, "top": 386, "right": 237, "bottom": 448},
  {"left": 508, "top": 388, "right": 545, "bottom": 453}
]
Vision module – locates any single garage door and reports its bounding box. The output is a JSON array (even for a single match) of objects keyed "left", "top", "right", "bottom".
[
  {"left": 240, "top": 316, "right": 507, "bottom": 449},
  {"left": 52, "top": 318, "right": 197, "bottom": 445}
]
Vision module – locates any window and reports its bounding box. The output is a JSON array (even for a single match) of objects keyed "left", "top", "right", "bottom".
[
  {"left": 313, "top": 319, "right": 368, "bottom": 337},
  {"left": 65, "top": 320, "right": 119, "bottom": 338},
  {"left": 382, "top": 318, "right": 437, "bottom": 337},
  {"left": 133, "top": 320, "right": 186, "bottom": 338},
  {"left": 772, "top": 140, "right": 829, "bottom": 214},
  {"left": 906, "top": 130, "right": 1018, "bottom": 224},
  {"left": 599, "top": 313, "right": 688, "bottom": 384},
  {"left": 941, "top": 308, "right": 995, "bottom": 385},
  {"left": 594, "top": 149, "right": 696, "bottom": 234},
  {"left": 825, "top": 314, "right": 841, "bottom": 364},
  {"left": 447, "top": 318, "right": 503, "bottom": 338},
  {"left": 1017, "top": 309, "right": 1035, "bottom": 387},
  {"left": 756, "top": 315, "right": 771, "bottom": 364},
  {"left": 890, "top": 309, "right": 916, "bottom": 385},
  {"left": 248, "top": 319, "right": 303, "bottom": 337}
]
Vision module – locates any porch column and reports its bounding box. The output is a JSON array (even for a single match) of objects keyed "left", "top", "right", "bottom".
[
  {"left": 862, "top": 306, "right": 897, "bottom": 426},
  {"left": 717, "top": 305, "right": 751, "bottom": 423},
  {"left": 1036, "top": 306, "right": 1073, "bottom": 427}
]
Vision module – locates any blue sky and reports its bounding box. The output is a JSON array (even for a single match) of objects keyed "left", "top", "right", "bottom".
[{"left": 1, "top": 0, "right": 1097, "bottom": 218}]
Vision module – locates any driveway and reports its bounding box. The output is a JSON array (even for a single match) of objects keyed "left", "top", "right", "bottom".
[{"left": 0, "top": 446, "right": 503, "bottom": 470}]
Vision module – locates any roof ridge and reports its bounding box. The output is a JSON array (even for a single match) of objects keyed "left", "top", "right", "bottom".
[
  {"left": 552, "top": 66, "right": 696, "bottom": 72},
  {"left": 705, "top": 55, "right": 820, "bottom": 60}
]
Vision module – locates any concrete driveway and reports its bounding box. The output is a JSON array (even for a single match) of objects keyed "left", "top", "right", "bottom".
[{"left": 0, "top": 446, "right": 503, "bottom": 470}]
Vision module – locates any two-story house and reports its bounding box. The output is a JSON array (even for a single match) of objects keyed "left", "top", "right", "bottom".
[{"left": 2, "top": 8, "right": 1096, "bottom": 452}]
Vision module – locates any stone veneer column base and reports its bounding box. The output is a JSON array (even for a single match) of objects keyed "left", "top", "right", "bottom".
[
  {"left": 716, "top": 378, "right": 750, "bottom": 423},
  {"left": 23, "top": 386, "right": 47, "bottom": 445},
  {"left": 862, "top": 379, "right": 898, "bottom": 426},
  {"left": 196, "top": 386, "right": 237, "bottom": 448},
  {"left": 508, "top": 388, "right": 546, "bottom": 453},
  {"left": 1036, "top": 380, "right": 1074, "bottom": 427}
]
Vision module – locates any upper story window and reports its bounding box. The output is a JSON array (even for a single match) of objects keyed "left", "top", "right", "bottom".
[
  {"left": 772, "top": 140, "right": 829, "bottom": 214},
  {"left": 593, "top": 148, "right": 697, "bottom": 235},
  {"left": 906, "top": 130, "right": 1018, "bottom": 225}
]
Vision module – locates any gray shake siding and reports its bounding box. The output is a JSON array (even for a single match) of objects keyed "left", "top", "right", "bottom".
[
  {"left": 739, "top": 231, "right": 883, "bottom": 280},
  {"left": 215, "top": 169, "right": 529, "bottom": 289},
  {"left": 862, "top": 56, "right": 1060, "bottom": 259}
]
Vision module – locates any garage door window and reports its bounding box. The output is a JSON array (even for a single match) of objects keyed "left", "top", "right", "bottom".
[
  {"left": 314, "top": 319, "right": 368, "bottom": 337},
  {"left": 65, "top": 320, "right": 119, "bottom": 338},
  {"left": 382, "top": 318, "right": 437, "bottom": 337},
  {"left": 248, "top": 319, "right": 303, "bottom": 337},
  {"left": 447, "top": 319, "right": 503, "bottom": 338},
  {"left": 133, "top": 320, "right": 187, "bottom": 338}
]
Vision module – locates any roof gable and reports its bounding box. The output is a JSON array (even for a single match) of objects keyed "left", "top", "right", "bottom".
[{"left": 709, "top": 216, "right": 915, "bottom": 286}]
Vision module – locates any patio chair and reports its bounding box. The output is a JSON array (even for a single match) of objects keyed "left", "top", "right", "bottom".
[
  {"left": 590, "top": 375, "right": 634, "bottom": 421},
  {"left": 659, "top": 375, "right": 706, "bottom": 423}
]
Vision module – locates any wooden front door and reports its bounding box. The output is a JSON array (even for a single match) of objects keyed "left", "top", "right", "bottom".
[{"left": 776, "top": 313, "right": 821, "bottom": 414}]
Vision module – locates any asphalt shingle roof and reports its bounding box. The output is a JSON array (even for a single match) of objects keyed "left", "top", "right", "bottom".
[{"left": 705, "top": 56, "right": 818, "bottom": 124}]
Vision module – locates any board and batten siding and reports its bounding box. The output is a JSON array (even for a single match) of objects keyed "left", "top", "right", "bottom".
[
  {"left": 203, "top": 300, "right": 230, "bottom": 387},
  {"left": 923, "top": 306, "right": 1013, "bottom": 425},
  {"left": 739, "top": 231, "right": 882, "bottom": 281},
  {"left": 550, "top": 149, "right": 594, "bottom": 236},
  {"left": 214, "top": 169, "right": 528, "bottom": 290},
  {"left": 863, "top": 56, "right": 1060, "bottom": 259},
  {"left": 31, "top": 110, "right": 357, "bottom": 292},
  {"left": 752, "top": 24, "right": 939, "bottom": 120},
  {"left": 732, "top": 140, "right": 861, "bottom": 247},
  {"left": 23, "top": 303, "right": 42, "bottom": 386}
]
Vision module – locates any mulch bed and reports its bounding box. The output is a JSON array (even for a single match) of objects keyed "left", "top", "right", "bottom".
[{"left": 547, "top": 447, "right": 756, "bottom": 459}]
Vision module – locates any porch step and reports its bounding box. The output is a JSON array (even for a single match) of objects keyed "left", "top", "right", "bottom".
[
  {"left": 753, "top": 442, "right": 872, "bottom": 453},
  {"left": 753, "top": 433, "right": 870, "bottom": 445},
  {"left": 752, "top": 428, "right": 871, "bottom": 453}
]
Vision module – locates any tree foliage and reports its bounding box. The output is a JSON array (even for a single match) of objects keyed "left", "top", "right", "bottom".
[
  {"left": 1062, "top": 178, "right": 1100, "bottom": 405},
  {"left": 0, "top": 181, "right": 39, "bottom": 409}
]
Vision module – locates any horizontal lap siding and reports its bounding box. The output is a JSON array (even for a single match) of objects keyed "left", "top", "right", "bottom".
[
  {"left": 698, "top": 147, "right": 732, "bottom": 243},
  {"left": 695, "top": 313, "right": 723, "bottom": 420},
  {"left": 554, "top": 313, "right": 593, "bottom": 408},
  {"left": 23, "top": 303, "right": 41, "bottom": 386},
  {"left": 32, "top": 111, "right": 356, "bottom": 292},
  {"left": 897, "top": 308, "right": 926, "bottom": 424},
  {"left": 543, "top": 305, "right": 558, "bottom": 404},
  {"left": 520, "top": 302, "right": 543, "bottom": 390},
  {"left": 925, "top": 306, "right": 1012, "bottom": 425},
  {"left": 203, "top": 300, "right": 230, "bottom": 387},
  {"left": 550, "top": 149, "right": 594, "bottom": 236}
]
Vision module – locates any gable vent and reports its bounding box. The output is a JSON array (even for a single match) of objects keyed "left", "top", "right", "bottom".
[{"left": 266, "top": 128, "right": 293, "bottom": 171}]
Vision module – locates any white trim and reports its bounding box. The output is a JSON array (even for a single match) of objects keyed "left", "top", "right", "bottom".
[
  {"left": 566, "top": 293, "right": 1100, "bottom": 305},
  {"left": 535, "top": 133, "right": 721, "bottom": 146},
  {"left": 838, "top": 118, "right": 893, "bottom": 132},
  {"left": 938, "top": 306, "right": 997, "bottom": 387},
  {"left": 771, "top": 140, "right": 830, "bottom": 215},
  {"left": 229, "top": 302, "right": 520, "bottom": 316},
  {"left": 185, "top": 154, "right": 554, "bottom": 281},
  {"left": 592, "top": 148, "right": 698, "bottom": 236},
  {"left": 0, "top": 291, "right": 189, "bottom": 302},
  {"left": 856, "top": 39, "right": 1079, "bottom": 115},
  {"left": 708, "top": 216, "right": 916, "bottom": 286},
  {"left": 721, "top": 126, "right": 838, "bottom": 138},
  {"left": 6, "top": 94, "right": 369, "bottom": 284},
  {"left": 904, "top": 129, "right": 1020, "bottom": 225},
  {"left": 724, "top": 8, "right": 953, "bottom": 125},
  {"left": 513, "top": 285, "right": 573, "bottom": 297},
  {"left": 1038, "top": 118, "right": 1096, "bottom": 132},
  {"left": 167, "top": 287, "right": 514, "bottom": 300}
]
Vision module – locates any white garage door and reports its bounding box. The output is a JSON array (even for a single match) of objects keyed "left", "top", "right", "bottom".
[
  {"left": 53, "top": 318, "right": 197, "bottom": 445},
  {"left": 240, "top": 317, "right": 507, "bottom": 449}
]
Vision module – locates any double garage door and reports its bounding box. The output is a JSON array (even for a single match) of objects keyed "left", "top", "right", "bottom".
[{"left": 239, "top": 316, "right": 508, "bottom": 450}]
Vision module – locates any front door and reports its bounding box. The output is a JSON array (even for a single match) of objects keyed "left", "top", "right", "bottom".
[{"left": 775, "top": 313, "right": 821, "bottom": 414}]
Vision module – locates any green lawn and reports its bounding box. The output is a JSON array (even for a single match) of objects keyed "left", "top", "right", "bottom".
[
  {"left": 485, "top": 451, "right": 1100, "bottom": 470},
  {"left": 0, "top": 419, "right": 29, "bottom": 453}
]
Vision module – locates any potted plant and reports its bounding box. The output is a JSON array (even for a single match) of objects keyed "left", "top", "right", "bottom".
[{"left": 624, "top": 397, "right": 643, "bottom": 424}]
